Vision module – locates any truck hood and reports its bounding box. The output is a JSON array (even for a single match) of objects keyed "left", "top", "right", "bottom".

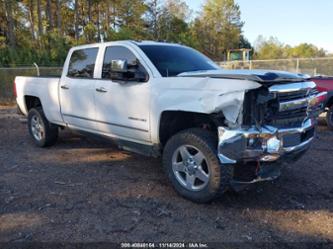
[
  {"left": 153, "top": 76, "right": 262, "bottom": 126},
  {"left": 178, "top": 69, "right": 308, "bottom": 85},
  {"left": 155, "top": 70, "right": 309, "bottom": 127}
]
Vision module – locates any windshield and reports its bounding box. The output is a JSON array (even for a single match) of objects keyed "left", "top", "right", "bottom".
[{"left": 138, "top": 45, "right": 220, "bottom": 77}]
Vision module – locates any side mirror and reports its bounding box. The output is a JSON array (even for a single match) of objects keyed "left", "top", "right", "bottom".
[
  {"left": 134, "top": 71, "right": 148, "bottom": 82},
  {"left": 111, "top": 59, "right": 128, "bottom": 72},
  {"left": 109, "top": 59, "right": 148, "bottom": 83}
]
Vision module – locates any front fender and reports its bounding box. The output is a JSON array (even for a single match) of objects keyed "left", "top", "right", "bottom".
[{"left": 149, "top": 77, "right": 261, "bottom": 144}]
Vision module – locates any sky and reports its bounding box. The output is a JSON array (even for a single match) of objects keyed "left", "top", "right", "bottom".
[{"left": 184, "top": 0, "right": 333, "bottom": 53}]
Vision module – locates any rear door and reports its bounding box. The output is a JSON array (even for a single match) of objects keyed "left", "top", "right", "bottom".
[
  {"left": 59, "top": 47, "right": 99, "bottom": 130},
  {"left": 93, "top": 45, "right": 151, "bottom": 142}
]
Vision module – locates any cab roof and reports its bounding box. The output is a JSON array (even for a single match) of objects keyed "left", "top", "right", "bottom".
[{"left": 70, "top": 40, "right": 184, "bottom": 50}]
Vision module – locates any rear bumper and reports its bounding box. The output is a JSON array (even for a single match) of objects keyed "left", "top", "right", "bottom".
[{"left": 217, "top": 118, "right": 315, "bottom": 165}]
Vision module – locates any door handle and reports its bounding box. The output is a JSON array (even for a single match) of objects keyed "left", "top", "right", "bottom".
[
  {"left": 60, "top": 85, "right": 70, "bottom": 90},
  {"left": 96, "top": 87, "right": 107, "bottom": 93}
]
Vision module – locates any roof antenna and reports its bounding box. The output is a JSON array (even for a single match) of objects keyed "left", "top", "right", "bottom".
[{"left": 100, "top": 34, "right": 104, "bottom": 43}]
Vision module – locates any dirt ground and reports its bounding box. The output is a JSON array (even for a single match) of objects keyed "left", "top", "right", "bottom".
[{"left": 0, "top": 106, "right": 332, "bottom": 248}]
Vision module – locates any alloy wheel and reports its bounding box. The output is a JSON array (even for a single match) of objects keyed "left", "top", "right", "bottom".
[
  {"left": 172, "top": 145, "right": 210, "bottom": 191},
  {"left": 31, "top": 115, "right": 45, "bottom": 141}
]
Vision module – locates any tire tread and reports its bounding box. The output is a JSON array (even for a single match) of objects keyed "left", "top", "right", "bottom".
[
  {"left": 28, "top": 107, "right": 58, "bottom": 147},
  {"left": 162, "top": 128, "right": 233, "bottom": 203},
  {"left": 326, "top": 105, "right": 333, "bottom": 130}
]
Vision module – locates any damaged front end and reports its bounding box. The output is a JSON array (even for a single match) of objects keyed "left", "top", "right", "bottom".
[{"left": 217, "top": 81, "right": 326, "bottom": 185}]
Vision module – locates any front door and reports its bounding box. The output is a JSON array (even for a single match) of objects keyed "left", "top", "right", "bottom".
[{"left": 93, "top": 45, "right": 151, "bottom": 142}]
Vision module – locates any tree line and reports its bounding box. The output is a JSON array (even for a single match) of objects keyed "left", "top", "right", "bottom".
[
  {"left": 254, "top": 36, "right": 329, "bottom": 60},
  {"left": 0, "top": 0, "right": 249, "bottom": 66},
  {"left": 0, "top": 0, "right": 329, "bottom": 66}
]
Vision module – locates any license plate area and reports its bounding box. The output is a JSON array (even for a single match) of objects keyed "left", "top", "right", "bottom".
[{"left": 282, "top": 127, "right": 315, "bottom": 147}]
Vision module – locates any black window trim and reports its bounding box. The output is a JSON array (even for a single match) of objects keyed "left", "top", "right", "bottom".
[
  {"left": 138, "top": 44, "right": 220, "bottom": 78},
  {"left": 101, "top": 45, "right": 150, "bottom": 83},
  {"left": 66, "top": 47, "right": 99, "bottom": 79}
]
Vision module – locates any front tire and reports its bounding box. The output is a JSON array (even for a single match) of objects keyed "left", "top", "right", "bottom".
[
  {"left": 162, "top": 128, "right": 232, "bottom": 203},
  {"left": 326, "top": 105, "right": 333, "bottom": 130},
  {"left": 28, "top": 107, "right": 58, "bottom": 147}
]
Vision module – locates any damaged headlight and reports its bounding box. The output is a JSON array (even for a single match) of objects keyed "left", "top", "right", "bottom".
[{"left": 218, "top": 126, "right": 283, "bottom": 164}]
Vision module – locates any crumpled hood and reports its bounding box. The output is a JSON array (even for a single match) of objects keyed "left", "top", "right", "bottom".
[
  {"left": 178, "top": 69, "right": 308, "bottom": 85},
  {"left": 153, "top": 70, "right": 309, "bottom": 128},
  {"left": 152, "top": 76, "right": 262, "bottom": 126}
]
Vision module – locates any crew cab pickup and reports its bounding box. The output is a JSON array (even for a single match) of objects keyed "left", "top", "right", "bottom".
[
  {"left": 15, "top": 41, "right": 325, "bottom": 202},
  {"left": 310, "top": 76, "right": 333, "bottom": 130}
]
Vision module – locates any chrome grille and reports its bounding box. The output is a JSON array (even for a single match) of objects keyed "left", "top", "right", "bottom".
[
  {"left": 309, "top": 88, "right": 319, "bottom": 96},
  {"left": 268, "top": 82, "right": 317, "bottom": 128},
  {"left": 275, "top": 106, "right": 308, "bottom": 119},
  {"left": 278, "top": 90, "right": 308, "bottom": 101}
]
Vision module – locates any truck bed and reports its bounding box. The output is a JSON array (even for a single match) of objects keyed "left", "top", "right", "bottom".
[{"left": 15, "top": 76, "right": 64, "bottom": 125}]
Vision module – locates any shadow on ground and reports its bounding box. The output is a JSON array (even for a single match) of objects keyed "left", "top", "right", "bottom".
[{"left": 0, "top": 107, "right": 332, "bottom": 247}]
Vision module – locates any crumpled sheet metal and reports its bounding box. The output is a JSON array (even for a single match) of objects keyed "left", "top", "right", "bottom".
[
  {"left": 152, "top": 76, "right": 261, "bottom": 130},
  {"left": 199, "top": 90, "right": 245, "bottom": 124}
]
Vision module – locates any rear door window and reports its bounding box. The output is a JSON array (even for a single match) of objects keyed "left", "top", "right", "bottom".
[{"left": 68, "top": 48, "right": 98, "bottom": 78}]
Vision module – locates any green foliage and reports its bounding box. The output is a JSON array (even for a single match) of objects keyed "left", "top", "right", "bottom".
[
  {"left": 0, "top": 31, "right": 72, "bottom": 66},
  {"left": 84, "top": 22, "right": 98, "bottom": 42},
  {"left": 145, "top": 0, "right": 192, "bottom": 43},
  {"left": 107, "top": 27, "right": 137, "bottom": 41},
  {"left": 0, "top": 0, "right": 248, "bottom": 65},
  {"left": 254, "top": 36, "right": 327, "bottom": 60},
  {"left": 0, "top": 36, "right": 7, "bottom": 49},
  {"left": 0, "top": 0, "right": 328, "bottom": 67},
  {"left": 239, "top": 35, "right": 252, "bottom": 49},
  {"left": 254, "top": 36, "right": 286, "bottom": 60},
  {"left": 191, "top": 0, "right": 244, "bottom": 60},
  {"left": 287, "top": 43, "right": 326, "bottom": 58}
]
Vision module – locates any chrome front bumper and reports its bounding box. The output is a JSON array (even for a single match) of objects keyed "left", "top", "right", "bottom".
[{"left": 217, "top": 118, "right": 315, "bottom": 164}]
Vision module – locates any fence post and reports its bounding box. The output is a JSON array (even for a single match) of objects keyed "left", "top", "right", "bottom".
[
  {"left": 296, "top": 58, "right": 299, "bottom": 73},
  {"left": 33, "top": 63, "right": 40, "bottom": 76}
]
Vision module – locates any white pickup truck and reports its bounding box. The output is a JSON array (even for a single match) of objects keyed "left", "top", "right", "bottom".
[{"left": 15, "top": 41, "right": 325, "bottom": 202}]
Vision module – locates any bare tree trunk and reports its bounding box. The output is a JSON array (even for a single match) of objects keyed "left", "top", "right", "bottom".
[
  {"left": 97, "top": 3, "right": 101, "bottom": 42},
  {"left": 74, "top": 0, "right": 79, "bottom": 41},
  {"left": 106, "top": 3, "right": 110, "bottom": 30},
  {"left": 4, "top": 0, "right": 15, "bottom": 47},
  {"left": 112, "top": 1, "right": 116, "bottom": 30},
  {"left": 29, "top": 0, "right": 36, "bottom": 39},
  {"left": 149, "top": 0, "right": 159, "bottom": 40},
  {"left": 46, "top": 0, "right": 54, "bottom": 30},
  {"left": 56, "top": 0, "right": 62, "bottom": 32},
  {"left": 37, "top": 0, "right": 43, "bottom": 36},
  {"left": 88, "top": 0, "right": 92, "bottom": 23}
]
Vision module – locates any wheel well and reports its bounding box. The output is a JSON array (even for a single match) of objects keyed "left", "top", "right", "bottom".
[
  {"left": 159, "top": 111, "right": 221, "bottom": 147},
  {"left": 326, "top": 96, "right": 333, "bottom": 109},
  {"left": 25, "top": 96, "right": 42, "bottom": 111}
]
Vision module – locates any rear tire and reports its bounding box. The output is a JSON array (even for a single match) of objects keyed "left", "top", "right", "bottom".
[
  {"left": 28, "top": 107, "right": 58, "bottom": 147},
  {"left": 326, "top": 105, "right": 333, "bottom": 130},
  {"left": 162, "top": 128, "right": 232, "bottom": 203}
]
